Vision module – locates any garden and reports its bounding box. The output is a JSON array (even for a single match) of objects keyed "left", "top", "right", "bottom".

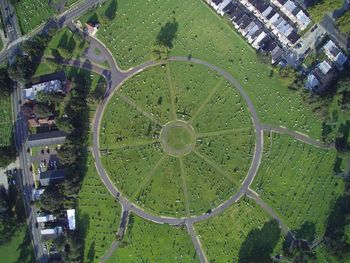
[
  {"left": 106, "top": 214, "right": 198, "bottom": 263},
  {"left": 80, "top": 0, "right": 324, "bottom": 139},
  {"left": 252, "top": 133, "right": 345, "bottom": 241},
  {"left": 100, "top": 61, "right": 254, "bottom": 217}
]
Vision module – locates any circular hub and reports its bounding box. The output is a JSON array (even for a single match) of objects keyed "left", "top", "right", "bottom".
[{"left": 160, "top": 121, "right": 196, "bottom": 157}]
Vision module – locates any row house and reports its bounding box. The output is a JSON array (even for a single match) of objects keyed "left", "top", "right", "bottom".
[
  {"left": 271, "top": 0, "right": 311, "bottom": 31},
  {"left": 239, "top": 0, "right": 300, "bottom": 47},
  {"left": 223, "top": 2, "right": 285, "bottom": 64}
]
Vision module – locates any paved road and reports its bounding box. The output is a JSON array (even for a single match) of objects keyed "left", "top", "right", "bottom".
[
  {"left": 62, "top": 34, "right": 335, "bottom": 261},
  {"left": 0, "top": 0, "right": 115, "bottom": 262},
  {"left": 261, "top": 124, "right": 331, "bottom": 149},
  {"left": 0, "top": 0, "right": 109, "bottom": 64},
  {"left": 0, "top": 0, "right": 49, "bottom": 261},
  {"left": 246, "top": 188, "right": 293, "bottom": 237}
]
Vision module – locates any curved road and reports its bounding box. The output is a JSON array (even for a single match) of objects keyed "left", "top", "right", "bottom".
[
  {"left": 91, "top": 55, "right": 264, "bottom": 226},
  {"left": 67, "top": 31, "right": 333, "bottom": 262}
]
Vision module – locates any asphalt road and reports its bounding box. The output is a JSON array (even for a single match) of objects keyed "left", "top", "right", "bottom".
[
  {"left": 0, "top": 0, "right": 109, "bottom": 64},
  {"left": 0, "top": 1, "right": 112, "bottom": 262}
]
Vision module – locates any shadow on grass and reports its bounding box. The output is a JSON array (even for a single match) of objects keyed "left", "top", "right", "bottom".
[
  {"left": 15, "top": 228, "right": 36, "bottom": 263},
  {"left": 105, "top": 0, "right": 117, "bottom": 21},
  {"left": 294, "top": 221, "right": 316, "bottom": 243},
  {"left": 156, "top": 19, "right": 179, "bottom": 49},
  {"left": 238, "top": 219, "right": 281, "bottom": 263}
]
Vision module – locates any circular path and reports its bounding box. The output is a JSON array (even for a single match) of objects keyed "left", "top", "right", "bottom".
[{"left": 92, "top": 56, "right": 264, "bottom": 225}]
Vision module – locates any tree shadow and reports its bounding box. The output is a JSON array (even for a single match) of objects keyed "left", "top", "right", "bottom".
[
  {"left": 238, "top": 219, "right": 281, "bottom": 263},
  {"left": 335, "top": 121, "right": 350, "bottom": 152},
  {"left": 156, "top": 18, "right": 179, "bottom": 49},
  {"left": 324, "top": 193, "right": 350, "bottom": 258},
  {"left": 86, "top": 241, "right": 95, "bottom": 263},
  {"left": 294, "top": 221, "right": 317, "bottom": 243},
  {"left": 105, "top": 0, "right": 117, "bottom": 21},
  {"left": 87, "top": 12, "right": 99, "bottom": 25},
  {"left": 15, "top": 228, "right": 36, "bottom": 263}
]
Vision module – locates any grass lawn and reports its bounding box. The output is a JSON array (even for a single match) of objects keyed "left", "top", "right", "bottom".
[
  {"left": 252, "top": 133, "right": 345, "bottom": 241},
  {"left": 106, "top": 214, "right": 199, "bottom": 263},
  {"left": 14, "top": 0, "right": 55, "bottom": 34},
  {"left": 44, "top": 27, "right": 88, "bottom": 59},
  {"left": 0, "top": 93, "right": 13, "bottom": 147},
  {"left": 196, "top": 198, "right": 283, "bottom": 262},
  {"left": 308, "top": 0, "right": 343, "bottom": 22},
  {"left": 100, "top": 62, "right": 253, "bottom": 217},
  {"left": 78, "top": 153, "right": 121, "bottom": 263},
  {"left": 315, "top": 245, "right": 344, "bottom": 263},
  {"left": 80, "top": 0, "right": 324, "bottom": 139},
  {"left": 0, "top": 225, "right": 36, "bottom": 263}
]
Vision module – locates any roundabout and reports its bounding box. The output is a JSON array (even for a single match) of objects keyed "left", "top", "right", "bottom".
[
  {"left": 160, "top": 120, "right": 196, "bottom": 157},
  {"left": 96, "top": 59, "right": 260, "bottom": 219}
]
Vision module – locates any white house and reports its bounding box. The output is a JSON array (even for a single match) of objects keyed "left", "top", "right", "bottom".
[
  {"left": 67, "top": 209, "right": 76, "bottom": 231},
  {"left": 23, "top": 80, "right": 64, "bottom": 101}
]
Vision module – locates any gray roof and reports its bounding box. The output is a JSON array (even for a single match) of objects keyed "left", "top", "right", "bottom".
[
  {"left": 39, "top": 169, "right": 65, "bottom": 186},
  {"left": 28, "top": 131, "right": 66, "bottom": 148}
]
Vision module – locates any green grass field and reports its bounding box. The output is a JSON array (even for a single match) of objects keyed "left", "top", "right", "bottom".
[
  {"left": 0, "top": 94, "right": 13, "bottom": 147},
  {"left": 0, "top": 225, "right": 35, "bottom": 263},
  {"left": 100, "top": 61, "right": 253, "bottom": 217},
  {"left": 106, "top": 214, "right": 199, "bottom": 263},
  {"left": 44, "top": 27, "right": 88, "bottom": 59},
  {"left": 14, "top": 0, "right": 54, "bottom": 34},
  {"left": 78, "top": 153, "right": 121, "bottom": 262},
  {"left": 196, "top": 198, "right": 283, "bottom": 262},
  {"left": 252, "top": 133, "right": 345, "bottom": 241},
  {"left": 80, "top": 0, "right": 324, "bottom": 139}
]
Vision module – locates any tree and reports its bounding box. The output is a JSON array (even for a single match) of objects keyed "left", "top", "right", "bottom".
[
  {"left": 0, "top": 68, "right": 13, "bottom": 95},
  {"left": 278, "top": 66, "right": 299, "bottom": 88},
  {"left": 8, "top": 55, "right": 34, "bottom": 83},
  {"left": 58, "top": 142, "right": 78, "bottom": 166},
  {"left": 34, "top": 102, "right": 54, "bottom": 118},
  {"left": 38, "top": 186, "right": 65, "bottom": 212},
  {"left": 337, "top": 10, "right": 350, "bottom": 35}
]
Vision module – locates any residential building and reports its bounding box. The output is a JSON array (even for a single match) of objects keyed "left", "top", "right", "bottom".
[
  {"left": 41, "top": 226, "right": 63, "bottom": 240},
  {"left": 37, "top": 214, "right": 56, "bottom": 223},
  {"left": 67, "top": 209, "right": 76, "bottom": 231},
  {"left": 27, "top": 131, "right": 66, "bottom": 148},
  {"left": 32, "top": 188, "right": 45, "bottom": 201},
  {"left": 306, "top": 60, "right": 334, "bottom": 93},
  {"left": 323, "top": 40, "right": 348, "bottom": 69},
  {"left": 23, "top": 80, "right": 65, "bottom": 102},
  {"left": 39, "top": 169, "right": 65, "bottom": 187}
]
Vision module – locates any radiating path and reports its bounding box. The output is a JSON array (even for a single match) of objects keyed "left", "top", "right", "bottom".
[{"left": 62, "top": 36, "right": 330, "bottom": 261}]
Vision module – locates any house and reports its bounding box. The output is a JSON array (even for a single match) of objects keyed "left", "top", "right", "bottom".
[
  {"left": 305, "top": 61, "right": 334, "bottom": 93},
  {"left": 41, "top": 226, "right": 63, "bottom": 240},
  {"left": 67, "top": 209, "right": 76, "bottom": 231},
  {"left": 323, "top": 40, "right": 348, "bottom": 69},
  {"left": 84, "top": 22, "right": 99, "bottom": 36},
  {"left": 39, "top": 169, "right": 65, "bottom": 187},
  {"left": 37, "top": 214, "right": 56, "bottom": 223},
  {"left": 23, "top": 80, "right": 65, "bottom": 102},
  {"left": 32, "top": 188, "right": 45, "bottom": 201},
  {"left": 27, "top": 131, "right": 66, "bottom": 148},
  {"left": 28, "top": 117, "right": 55, "bottom": 129}
]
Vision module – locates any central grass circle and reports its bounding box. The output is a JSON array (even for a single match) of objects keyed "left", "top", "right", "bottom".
[{"left": 160, "top": 121, "right": 196, "bottom": 157}]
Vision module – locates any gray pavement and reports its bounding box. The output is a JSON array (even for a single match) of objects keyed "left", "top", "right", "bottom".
[{"left": 261, "top": 124, "right": 331, "bottom": 149}]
